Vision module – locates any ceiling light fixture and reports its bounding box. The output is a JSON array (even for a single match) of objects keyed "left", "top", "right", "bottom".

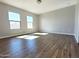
[{"left": 37, "top": 0, "right": 42, "bottom": 4}]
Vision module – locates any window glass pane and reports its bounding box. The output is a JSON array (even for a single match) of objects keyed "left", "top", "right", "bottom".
[
  {"left": 10, "top": 21, "right": 20, "bottom": 29},
  {"left": 27, "top": 16, "right": 33, "bottom": 23},
  {"left": 27, "top": 16, "right": 33, "bottom": 29},
  {"left": 27, "top": 23, "right": 33, "bottom": 29},
  {"left": 9, "top": 12, "right": 20, "bottom": 21}
]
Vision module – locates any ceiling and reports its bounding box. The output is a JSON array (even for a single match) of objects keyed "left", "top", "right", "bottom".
[{"left": 0, "top": 0, "right": 77, "bottom": 14}]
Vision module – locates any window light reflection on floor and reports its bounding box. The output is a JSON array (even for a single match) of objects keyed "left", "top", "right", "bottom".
[
  {"left": 16, "top": 35, "right": 39, "bottom": 40},
  {"left": 34, "top": 33, "right": 48, "bottom": 35},
  {"left": 17, "top": 35, "right": 30, "bottom": 38},
  {"left": 24, "top": 36, "right": 39, "bottom": 40}
]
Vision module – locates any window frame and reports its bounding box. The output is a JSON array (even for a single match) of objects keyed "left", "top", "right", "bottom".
[
  {"left": 8, "top": 11, "right": 21, "bottom": 30},
  {"left": 27, "top": 16, "right": 33, "bottom": 29}
]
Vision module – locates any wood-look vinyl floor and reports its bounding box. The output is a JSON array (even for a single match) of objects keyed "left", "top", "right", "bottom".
[{"left": 0, "top": 33, "right": 79, "bottom": 58}]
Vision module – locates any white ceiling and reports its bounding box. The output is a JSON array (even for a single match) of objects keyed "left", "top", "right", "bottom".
[{"left": 0, "top": 0, "right": 77, "bottom": 14}]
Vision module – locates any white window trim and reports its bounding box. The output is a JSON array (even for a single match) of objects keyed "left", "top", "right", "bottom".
[
  {"left": 27, "top": 16, "right": 33, "bottom": 29},
  {"left": 8, "top": 11, "right": 21, "bottom": 30}
]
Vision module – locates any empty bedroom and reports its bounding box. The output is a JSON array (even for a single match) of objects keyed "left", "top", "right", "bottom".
[{"left": 0, "top": 0, "right": 79, "bottom": 58}]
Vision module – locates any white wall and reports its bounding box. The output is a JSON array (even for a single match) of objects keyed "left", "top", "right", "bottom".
[
  {"left": 0, "top": 3, "right": 39, "bottom": 38},
  {"left": 39, "top": 6, "right": 75, "bottom": 35},
  {"left": 0, "top": 2, "right": 77, "bottom": 42},
  {"left": 75, "top": 0, "right": 79, "bottom": 43}
]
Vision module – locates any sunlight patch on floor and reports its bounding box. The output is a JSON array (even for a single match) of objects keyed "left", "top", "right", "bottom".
[
  {"left": 16, "top": 35, "right": 39, "bottom": 40},
  {"left": 34, "top": 33, "right": 48, "bottom": 35},
  {"left": 17, "top": 35, "right": 30, "bottom": 38},
  {"left": 24, "top": 36, "right": 39, "bottom": 40}
]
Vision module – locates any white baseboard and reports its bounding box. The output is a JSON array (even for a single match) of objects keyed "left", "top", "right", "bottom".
[
  {"left": 74, "top": 34, "right": 79, "bottom": 43},
  {"left": 45, "top": 32, "right": 74, "bottom": 36},
  {"left": 0, "top": 32, "right": 34, "bottom": 39},
  {"left": 40, "top": 31, "right": 74, "bottom": 36},
  {"left": 0, "top": 33, "right": 26, "bottom": 39},
  {"left": 0, "top": 32, "right": 75, "bottom": 39},
  {"left": 54, "top": 32, "right": 74, "bottom": 36},
  {"left": 0, "top": 35, "right": 16, "bottom": 39}
]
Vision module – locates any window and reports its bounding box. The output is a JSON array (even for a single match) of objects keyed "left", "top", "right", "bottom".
[
  {"left": 27, "top": 16, "right": 33, "bottom": 29},
  {"left": 8, "top": 12, "right": 20, "bottom": 29}
]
